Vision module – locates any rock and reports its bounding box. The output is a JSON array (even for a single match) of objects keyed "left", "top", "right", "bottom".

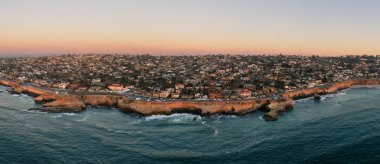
[
  {"left": 29, "top": 107, "right": 83, "bottom": 113},
  {"left": 264, "top": 99, "right": 294, "bottom": 121},
  {"left": 314, "top": 94, "right": 321, "bottom": 101},
  {"left": 0, "top": 80, "right": 20, "bottom": 87},
  {"left": 263, "top": 113, "right": 278, "bottom": 121},
  {"left": 35, "top": 93, "right": 61, "bottom": 103},
  {"left": 9, "top": 85, "right": 24, "bottom": 94},
  {"left": 43, "top": 96, "right": 86, "bottom": 110}
]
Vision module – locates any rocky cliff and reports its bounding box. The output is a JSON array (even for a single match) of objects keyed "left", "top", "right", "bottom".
[
  {"left": 117, "top": 98, "right": 270, "bottom": 116},
  {"left": 0, "top": 80, "right": 20, "bottom": 87},
  {"left": 82, "top": 95, "right": 123, "bottom": 107},
  {"left": 1, "top": 78, "right": 379, "bottom": 120},
  {"left": 263, "top": 99, "right": 294, "bottom": 121},
  {"left": 281, "top": 79, "right": 380, "bottom": 100},
  {"left": 43, "top": 96, "right": 86, "bottom": 110}
]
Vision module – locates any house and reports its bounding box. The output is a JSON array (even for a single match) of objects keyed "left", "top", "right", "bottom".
[
  {"left": 89, "top": 86, "right": 102, "bottom": 92},
  {"left": 77, "top": 86, "right": 88, "bottom": 91},
  {"left": 18, "top": 76, "right": 28, "bottom": 82},
  {"left": 59, "top": 82, "right": 69, "bottom": 89},
  {"left": 238, "top": 89, "right": 252, "bottom": 98},
  {"left": 92, "top": 78, "right": 102, "bottom": 84},
  {"left": 194, "top": 93, "right": 202, "bottom": 99},
  {"left": 308, "top": 83, "right": 316, "bottom": 88},
  {"left": 152, "top": 92, "right": 160, "bottom": 98},
  {"left": 107, "top": 84, "right": 124, "bottom": 91},
  {"left": 175, "top": 84, "right": 185, "bottom": 90},
  {"left": 125, "top": 85, "right": 135, "bottom": 89},
  {"left": 208, "top": 91, "right": 223, "bottom": 99},
  {"left": 159, "top": 91, "right": 170, "bottom": 98},
  {"left": 171, "top": 92, "right": 180, "bottom": 99}
]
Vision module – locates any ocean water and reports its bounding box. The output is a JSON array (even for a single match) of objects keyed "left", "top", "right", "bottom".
[{"left": 0, "top": 86, "right": 379, "bottom": 163}]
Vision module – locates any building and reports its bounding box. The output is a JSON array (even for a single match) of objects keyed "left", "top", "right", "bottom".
[
  {"left": 159, "top": 91, "right": 170, "bottom": 98},
  {"left": 107, "top": 84, "right": 124, "bottom": 91},
  {"left": 238, "top": 89, "right": 252, "bottom": 98},
  {"left": 175, "top": 84, "right": 185, "bottom": 90}
]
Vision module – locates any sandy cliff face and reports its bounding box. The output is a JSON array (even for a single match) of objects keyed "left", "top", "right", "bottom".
[
  {"left": 8, "top": 85, "right": 52, "bottom": 97},
  {"left": 0, "top": 80, "right": 20, "bottom": 87},
  {"left": 281, "top": 79, "right": 380, "bottom": 100},
  {"left": 34, "top": 93, "right": 62, "bottom": 103},
  {"left": 43, "top": 96, "right": 86, "bottom": 110},
  {"left": 118, "top": 98, "right": 270, "bottom": 116},
  {"left": 82, "top": 95, "right": 123, "bottom": 107}
]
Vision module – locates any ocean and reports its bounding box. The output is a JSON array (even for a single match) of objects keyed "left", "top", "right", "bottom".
[{"left": 0, "top": 86, "right": 379, "bottom": 163}]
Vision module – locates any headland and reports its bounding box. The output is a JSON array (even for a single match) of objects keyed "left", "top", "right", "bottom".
[{"left": 1, "top": 78, "right": 379, "bottom": 121}]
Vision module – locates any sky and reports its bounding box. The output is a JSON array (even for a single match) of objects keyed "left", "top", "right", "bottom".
[{"left": 0, "top": 0, "right": 380, "bottom": 56}]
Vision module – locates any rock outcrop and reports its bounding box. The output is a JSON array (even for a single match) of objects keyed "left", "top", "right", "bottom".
[
  {"left": 282, "top": 79, "right": 380, "bottom": 100},
  {"left": 29, "top": 107, "right": 83, "bottom": 113},
  {"left": 0, "top": 80, "right": 20, "bottom": 87},
  {"left": 313, "top": 94, "right": 321, "bottom": 101},
  {"left": 263, "top": 99, "right": 294, "bottom": 121},
  {"left": 35, "top": 93, "right": 61, "bottom": 103},
  {"left": 43, "top": 96, "right": 86, "bottom": 111}
]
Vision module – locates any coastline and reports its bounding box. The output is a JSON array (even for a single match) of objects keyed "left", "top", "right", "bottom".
[{"left": 0, "top": 78, "right": 379, "bottom": 121}]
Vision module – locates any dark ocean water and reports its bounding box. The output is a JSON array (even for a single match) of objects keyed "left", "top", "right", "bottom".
[{"left": 0, "top": 86, "right": 379, "bottom": 163}]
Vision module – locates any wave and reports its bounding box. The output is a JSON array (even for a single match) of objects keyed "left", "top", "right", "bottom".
[
  {"left": 215, "top": 115, "right": 237, "bottom": 120},
  {"left": 77, "top": 115, "right": 89, "bottom": 122},
  {"left": 145, "top": 113, "right": 201, "bottom": 121},
  {"left": 63, "top": 113, "right": 77, "bottom": 116},
  {"left": 321, "top": 91, "right": 347, "bottom": 100},
  {"left": 0, "top": 104, "right": 20, "bottom": 111},
  {"left": 51, "top": 114, "right": 63, "bottom": 118},
  {"left": 295, "top": 90, "right": 348, "bottom": 103},
  {"left": 201, "top": 121, "right": 219, "bottom": 136},
  {"left": 294, "top": 97, "right": 313, "bottom": 103}
]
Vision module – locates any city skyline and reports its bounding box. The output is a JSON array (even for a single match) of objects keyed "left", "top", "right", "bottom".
[{"left": 1, "top": 0, "right": 380, "bottom": 56}]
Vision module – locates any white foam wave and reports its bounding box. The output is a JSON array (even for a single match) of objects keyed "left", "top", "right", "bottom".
[
  {"left": 294, "top": 97, "right": 313, "bottom": 103},
  {"left": 63, "top": 113, "right": 76, "bottom": 116},
  {"left": 214, "top": 129, "right": 219, "bottom": 136},
  {"left": 94, "top": 124, "right": 114, "bottom": 132},
  {"left": 51, "top": 114, "right": 63, "bottom": 118},
  {"left": 322, "top": 91, "right": 347, "bottom": 99},
  {"left": 202, "top": 122, "right": 219, "bottom": 137},
  {"left": 77, "top": 115, "right": 89, "bottom": 122},
  {"left": 216, "top": 115, "right": 237, "bottom": 120},
  {"left": 145, "top": 113, "right": 201, "bottom": 121}
]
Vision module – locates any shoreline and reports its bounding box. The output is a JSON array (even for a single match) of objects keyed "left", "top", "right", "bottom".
[
  {"left": 0, "top": 78, "right": 379, "bottom": 121},
  {"left": 349, "top": 85, "right": 380, "bottom": 88}
]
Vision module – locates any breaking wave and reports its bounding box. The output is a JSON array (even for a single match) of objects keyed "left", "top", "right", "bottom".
[{"left": 145, "top": 113, "right": 201, "bottom": 121}]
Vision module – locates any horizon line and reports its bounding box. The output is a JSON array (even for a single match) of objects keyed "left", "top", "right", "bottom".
[{"left": 0, "top": 52, "right": 379, "bottom": 57}]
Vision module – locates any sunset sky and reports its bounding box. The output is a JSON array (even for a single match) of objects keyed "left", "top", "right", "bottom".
[{"left": 1, "top": 0, "right": 380, "bottom": 56}]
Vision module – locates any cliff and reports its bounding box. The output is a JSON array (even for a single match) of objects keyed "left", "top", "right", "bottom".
[
  {"left": 8, "top": 85, "right": 52, "bottom": 97},
  {"left": 1, "top": 78, "right": 379, "bottom": 120},
  {"left": 281, "top": 79, "right": 380, "bottom": 100},
  {"left": 117, "top": 98, "right": 269, "bottom": 116},
  {"left": 82, "top": 95, "right": 123, "bottom": 107},
  {"left": 34, "top": 93, "right": 62, "bottom": 103},
  {"left": 43, "top": 96, "right": 86, "bottom": 110},
  {"left": 0, "top": 79, "right": 20, "bottom": 87}
]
